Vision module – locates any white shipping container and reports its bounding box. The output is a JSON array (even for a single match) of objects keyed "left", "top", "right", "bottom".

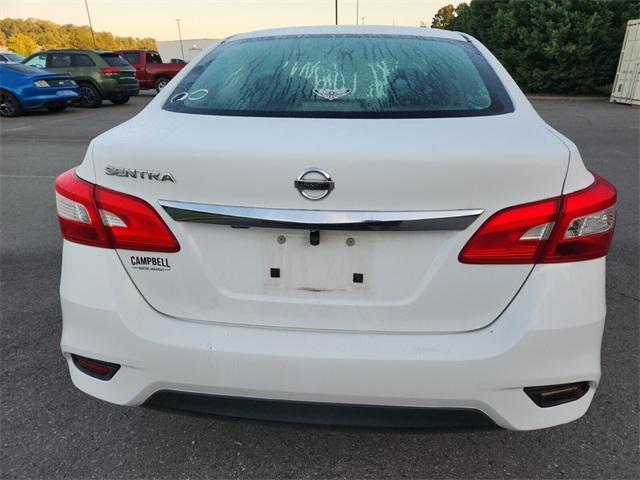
[{"left": 611, "top": 19, "right": 640, "bottom": 105}]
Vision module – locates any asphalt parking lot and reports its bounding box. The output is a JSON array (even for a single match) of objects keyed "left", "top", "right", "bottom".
[{"left": 1, "top": 96, "right": 638, "bottom": 479}]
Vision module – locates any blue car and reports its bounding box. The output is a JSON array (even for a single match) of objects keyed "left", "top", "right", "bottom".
[{"left": 0, "top": 64, "right": 79, "bottom": 117}]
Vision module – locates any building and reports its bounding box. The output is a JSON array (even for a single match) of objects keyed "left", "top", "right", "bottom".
[
  {"left": 611, "top": 19, "right": 640, "bottom": 105},
  {"left": 156, "top": 38, "right": 220, "bottom": 63}
]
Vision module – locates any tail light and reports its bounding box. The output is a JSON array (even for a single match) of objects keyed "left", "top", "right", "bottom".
[
  {"left": 101, "top": 67, "right": 120, "bottom": 76},
  {"left": 460, "top": 174, "right": 616, "bottom": 264},
  {"left": 55, "top": 168, "right": 179, "bottom": 252}
]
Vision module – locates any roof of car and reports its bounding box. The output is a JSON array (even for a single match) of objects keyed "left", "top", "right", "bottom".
[
  {"left": 228, "top": 25, "right": 467, "bottom": 42},
  {"left": 39, "top": 49, "right": 111, "bottom": 54}
]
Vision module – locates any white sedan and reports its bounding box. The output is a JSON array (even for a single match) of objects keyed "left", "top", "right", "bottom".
[{"left": 55, "top": 26, "right": 616, "bottom": 430}]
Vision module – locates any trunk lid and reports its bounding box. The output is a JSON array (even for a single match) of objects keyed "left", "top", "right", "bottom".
[{"left": 89, "top": 109, "right": 568, "bottom": 333}]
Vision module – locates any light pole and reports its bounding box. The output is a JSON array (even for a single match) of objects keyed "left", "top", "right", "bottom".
[
  {"left": 83, "top": 0, "right": 97, "bottom": 49},
  {"left": 335, "top": 0, "right": 338, "bottom": 25},
  {"left": 176, "top": 19, "right": 185, "bottom": 60},
  {"left": 356, "top": 0, "right": 359, "bottom": 24}
]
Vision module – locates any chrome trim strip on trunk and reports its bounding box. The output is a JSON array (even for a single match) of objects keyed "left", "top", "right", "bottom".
[{"left": 159, "top": 201, "right": 483, "bottom": 231}]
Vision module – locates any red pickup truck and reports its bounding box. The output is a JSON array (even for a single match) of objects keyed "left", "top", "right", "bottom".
[{"left": 117, "top": 50, "right": 186, "bottom": 92}]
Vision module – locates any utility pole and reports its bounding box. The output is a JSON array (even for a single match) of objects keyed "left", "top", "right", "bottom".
[
  {"left": 83, "top": 0, "right": 97, "bottom": 49},
  {"left": 335, "top": 0, "right": 338, "bottom": 25},
  {"left": 176, "top": 19, "right": 185, "bottom": 60},
  {"left": 356, "top": 0, "right": 359, "bottom": 24}
]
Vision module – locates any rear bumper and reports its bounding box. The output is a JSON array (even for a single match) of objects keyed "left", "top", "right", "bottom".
[
  {"left": 21, "top": 90, "right": 79, "bottom": 109},
  {"left": 100, "top": 79, "right": 140, "bottom": 98},
  {"left": 60, "top": 241, "right": 606, "bottom": 431},
  {"left": 145, "top": 391, "right": 497, "bottom": 428},
  {"left": 118, "top": 83, "right": 140, "bottom": 96}
]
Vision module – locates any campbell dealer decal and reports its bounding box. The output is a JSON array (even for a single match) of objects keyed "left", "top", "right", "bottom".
[{"left": 130, "top": 256, "right": 171, "bottom": 272}]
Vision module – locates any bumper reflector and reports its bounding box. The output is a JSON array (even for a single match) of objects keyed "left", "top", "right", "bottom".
[
  {"left": 71, "top": 354, "right": 120, "bottom": 381},
  {"left": 524, "top": 382, "right": 590, "bottom": 408}
]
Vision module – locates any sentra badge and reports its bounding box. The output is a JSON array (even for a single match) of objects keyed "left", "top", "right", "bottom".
[{"left": 105, "top": 166, "right": 176, "bottom": 183}]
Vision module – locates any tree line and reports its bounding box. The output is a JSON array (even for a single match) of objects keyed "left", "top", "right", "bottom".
[
  {"left": 429, "top": 0, "right": 639, "bottom": 94},
  {"left": 0, "top": 18, "right": 157, "bottom": 57}
]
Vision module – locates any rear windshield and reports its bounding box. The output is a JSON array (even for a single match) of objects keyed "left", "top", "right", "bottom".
[
  {"left": 100, "top": 53, "right": 130, "bottom": 67},
  {"left": 164, "top": 34, "right": 513, "bottom": 119},
  {"left": 3, "top": 53, "right": 23, "bottom": 62},
  {"left": 1, "top": 64, "right": 43, "bottom": 75}
]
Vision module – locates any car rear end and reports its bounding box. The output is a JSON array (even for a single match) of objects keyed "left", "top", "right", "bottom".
[
  {"left": 97, "top": 52, "right": 139, "bottom": 99},
  {"left": 56, "top": 27, "right": 616, "bottom": 430},
  {"left": 9, "top": 66, "right": 79, "bottom": 110},
  {"left": 28, "top": 75, "right": 79, "bottom": 109}
]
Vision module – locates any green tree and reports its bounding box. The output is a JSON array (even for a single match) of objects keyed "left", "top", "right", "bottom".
[
  {"left": 431, "top": 0, "right": 639, "bottom": 94},
  {"left": 431, "top": 4, "right": 457, "bottom": 29},
  {"left": 139, "top": 37, "right": 158, "bottom": 50},
  {"left": 96, "top": 31, "right": 117, "bottom": 50},
  {"left": 451, "top": 3, "right": 471, "bottom": 31},
  {"left": 68, "top": 26, "right": 95, "bottom": 49},
  {"left": 0, "top": 18, "right": 158, "bottom": 53},
  {"left": 7, "top": 32, "right": 38, "bottom": 56}
]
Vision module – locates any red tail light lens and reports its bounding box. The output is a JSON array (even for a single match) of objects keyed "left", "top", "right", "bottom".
[
  {"left": 55, "top": 168, "right": 110, "bottom": 248},
  {"left": 460, "top": 174, "right": 616, "bottom": 264},
  {"left": 459, "top": 197, "right": 560, "bottom": 264},
  {"left": 94, "top": 186, "right": 181, "bottom": 252},
  {"left": 101, "top": 67, "right": 120, "bottom": 76},
  {"left": 55, "top": 169, "right": 180, "bottom": 252}
]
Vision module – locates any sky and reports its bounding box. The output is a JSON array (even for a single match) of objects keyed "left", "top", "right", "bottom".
[{"left": 1, "top": 0, "right": 460, "bottom": 41}]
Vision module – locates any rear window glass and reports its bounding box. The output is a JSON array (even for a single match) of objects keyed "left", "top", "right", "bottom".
[
  {"left": 164, "top": 34, "right": 513, "bottom": 119},
  {"left": 24, "top": 54, "right": 47, "bottom": 68},
  {"left": 1, "top": 64, "right": 46, "bottom": 75},
  {"left": 101, "top": 54, "right": 130, "bottom": 67},
  {"left": 48, "top": 53, "right": 71, "bottom": 68},
  {"left": 72, "top": 54, "right": 96, "bottom": 67},
  {"left": 3, "top": 53, "right": 23, "bottom": 62},
  {"left": 121, "top": 52, "right": 139, "bottom": 65},
  {"left": 146, "top": 52, "right": 163, "bottom": 64}
]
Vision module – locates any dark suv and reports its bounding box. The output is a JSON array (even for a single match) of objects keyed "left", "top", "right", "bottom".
[{"left": 22, "top": 50, "right": 139, "bottom": 107}]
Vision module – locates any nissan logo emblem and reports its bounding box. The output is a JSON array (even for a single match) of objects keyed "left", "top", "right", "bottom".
[{"left": 294, "top": 168, "right": 334, "bottom": 200}]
